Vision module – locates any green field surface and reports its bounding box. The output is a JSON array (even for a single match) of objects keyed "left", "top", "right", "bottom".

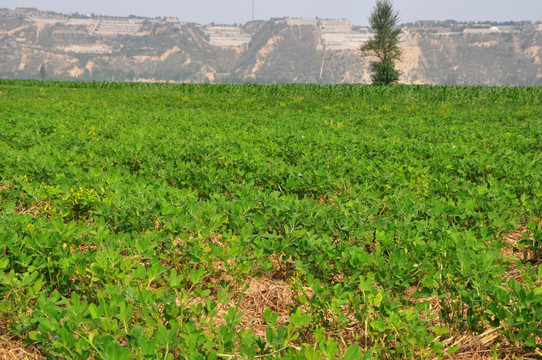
[{"left": 0, "top": 81, "right": 541, "bottom": 359}]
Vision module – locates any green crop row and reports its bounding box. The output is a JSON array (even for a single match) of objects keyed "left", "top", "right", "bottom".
[
  {"left": 0, "top": 81, "right": 541, "bottom": 359},
  {"left": 1, "top": 79, "right": 541, "bottom": 105}
]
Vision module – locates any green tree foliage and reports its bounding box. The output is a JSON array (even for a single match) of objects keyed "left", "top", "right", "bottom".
[
  {"left": 360, "top": 0, "right": 402, "bottom": 85},
  {"left": 370, "top": 62, "right": 401, "bottom": 86}
]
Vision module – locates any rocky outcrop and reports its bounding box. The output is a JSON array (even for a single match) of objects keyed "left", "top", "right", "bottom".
[{"left": 1, "top": 9, "right": 541, "bottom": 85}]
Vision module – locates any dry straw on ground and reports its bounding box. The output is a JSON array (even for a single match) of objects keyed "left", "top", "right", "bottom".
[
  {"left": 501, "top": 228, "right": 541, "bottom": 280},
  {"left": 192, "top": 253, "right": 298, "bottom": 337},
  {"left": 1, "top": 228, "right": 540, "bottom": 359},
  {"left": 441, "top": 227, "right": 542, "bottom": 359},
  {"left": 0, "top": 339, "right": 44, "bottom": 360},
  {"left": 0, "top": 319, "right": 43, "bottom": 360}
]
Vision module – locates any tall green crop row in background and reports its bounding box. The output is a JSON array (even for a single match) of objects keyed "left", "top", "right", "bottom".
[{"left": 0, "top": 80, "right": 541, "bottom": 359}]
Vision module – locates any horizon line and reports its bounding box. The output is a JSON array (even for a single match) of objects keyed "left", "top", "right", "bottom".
[{"left": 2, "top": 6, "right": 541, "bottom": 27}]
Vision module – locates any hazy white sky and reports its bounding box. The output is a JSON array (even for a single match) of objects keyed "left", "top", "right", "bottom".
[{"left": 2, "top": 0, "right": 541, "bottom": 25}]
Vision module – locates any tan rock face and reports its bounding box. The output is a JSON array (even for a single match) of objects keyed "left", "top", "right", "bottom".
[
  {"left": 250, "top": 35, "right": 280, "bottom": 75},
  {"left": 1, "top": 11, "right": 541, "bottom": 85},
  {"left": 524, "top": 45, "right": 541, "bottom": 58},
  {"left": 159, "top": 46, "right": 181, "bottom": 61},
  {"left": 69, "top": 67, "right": 85, "bottom": 77},
  {"left": 18, "top": 52, "right": 28, "bottom": 71},
  {"left": 397, "top": 42, "right": 423, "bottom": 84}
]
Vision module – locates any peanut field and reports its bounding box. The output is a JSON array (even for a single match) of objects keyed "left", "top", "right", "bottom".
[{"left": 0, "top": 81, "right": 541, "bottom": 359}]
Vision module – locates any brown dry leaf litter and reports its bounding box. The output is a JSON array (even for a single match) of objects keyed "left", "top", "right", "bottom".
[
  {"left": 440, "top": 227, "right": 542, "bottom": 359},
  {"left": 442, "top": 326, "right": 526, "bottom": 359},
  {"left": 189, "top": 272, "right": 295, "bottom": 338},
  {"left": 15, "top": 201, "right": 49, "bottom": 218},
  {"left": 267, "top": 254, "right": 297, "bottom": 281},
  {"left": 501, "top": 228, "right": 541, "bottom": 282},
  {"left": 235, "top": 276, "right": 294, "bottom": 336},
  {"left": 0, "top": 183, "right": 14, "bottom": 191},
  {"left": 0, "top": 339, "right": 44, "bottom": 360},
  {"left": 0, "top": 319, "right": 44, "bottom": 360},
  {"left": 445, "top": 348, "right": 539, "bottom": 360},
  {"left": 154, "top": 218, "right": 163, "bottom": 231},
  {"left": 184, "top": 251, "right": 307, "bottom": 338}
]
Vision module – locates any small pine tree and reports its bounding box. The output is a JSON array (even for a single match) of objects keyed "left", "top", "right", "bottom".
[
  {"left": 39, "top": 64, "right": 46, "bottom": 81},
  {"left": 360, "top": 0, "right": 402, "bottom": 85},
  {"left": 370, "top": 62, "right": 400, "bottom": 85}
]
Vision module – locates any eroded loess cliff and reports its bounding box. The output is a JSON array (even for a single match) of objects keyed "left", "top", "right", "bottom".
[{"left": 1, "top": 11, "right": 541, "bottom": 85}]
